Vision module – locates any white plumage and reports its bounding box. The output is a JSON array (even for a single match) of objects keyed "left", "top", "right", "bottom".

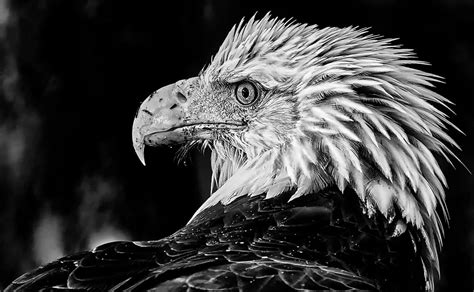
[{"left": 191, "top": 14, "right": 461, "bottom": 289}]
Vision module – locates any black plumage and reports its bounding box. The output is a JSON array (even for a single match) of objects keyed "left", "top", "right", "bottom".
[{"left": 7, "top": 188, "right": 424, "bottom": 291}]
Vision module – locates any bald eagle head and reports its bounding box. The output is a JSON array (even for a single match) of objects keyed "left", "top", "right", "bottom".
[{"left": 132, "top": 14, "right": 459, "bottom": 289}]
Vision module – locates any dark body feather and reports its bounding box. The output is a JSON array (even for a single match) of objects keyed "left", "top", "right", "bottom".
[{"left": 7, "top": 188, "right": 425, "bottom": 291}]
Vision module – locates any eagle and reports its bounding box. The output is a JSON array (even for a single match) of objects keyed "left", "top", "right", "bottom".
[{"left": 7, "top": 14, "right": 460, "bottom": 291}]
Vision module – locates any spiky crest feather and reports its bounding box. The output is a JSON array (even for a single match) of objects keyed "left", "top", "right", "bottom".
[{"left": 189, "top": 14, "right": 460, "bottom": 289}]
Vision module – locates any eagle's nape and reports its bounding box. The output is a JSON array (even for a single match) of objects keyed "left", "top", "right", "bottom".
[{"left": 7, "top": 13, "right": 460, "bottom": 291}]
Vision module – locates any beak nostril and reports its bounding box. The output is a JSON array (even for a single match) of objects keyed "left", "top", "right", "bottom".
[
  {"left": 142, "top": 109, "right": 153, "bottom": 116},
  {"left": 170, "top": 104, "right": 178, "bottom": 110},
  {"left": 176, "top": 92, "right": 187, "bottom": 103}
]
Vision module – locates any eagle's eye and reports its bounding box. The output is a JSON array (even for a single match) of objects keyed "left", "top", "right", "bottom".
[{"left": 235, "top": 81, "right": 259, "bottom": 106}]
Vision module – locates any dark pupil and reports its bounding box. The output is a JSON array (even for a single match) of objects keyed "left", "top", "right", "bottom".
[{"left": 241, "top": 87, "right": 250, "bottom": 98}]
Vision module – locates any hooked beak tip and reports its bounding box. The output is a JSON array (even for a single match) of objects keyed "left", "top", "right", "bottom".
[
  {"left": 132, "top": 130, "right": 147, "bottom": 166},
  {"left": 132, "top": 110, "right": 148, "bottom": 166},
  {"left": 134, "top": 142, "right": 146, "bottom": 166}
]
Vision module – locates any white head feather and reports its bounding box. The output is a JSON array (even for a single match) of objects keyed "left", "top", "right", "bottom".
[{"left": 190, "top": 14, "right": 460, "bottom": 289}]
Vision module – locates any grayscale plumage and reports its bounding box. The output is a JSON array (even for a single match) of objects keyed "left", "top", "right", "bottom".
[{"left": 7, "top": 14, "right": 460, "bottom": 291}]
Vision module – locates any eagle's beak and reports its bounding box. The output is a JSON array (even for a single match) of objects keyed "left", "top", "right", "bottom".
[{"left": 132, "top": 81, "right": 189, "bottom": 166}]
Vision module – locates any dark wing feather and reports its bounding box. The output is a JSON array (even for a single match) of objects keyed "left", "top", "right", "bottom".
[
  {"left": 6, "top": 252, "right": 88, "bottom": 291},
  {"left": 155, "top": 262, "right": 375, "bottom": 291},
  {"left": 6, "top": 187, "right": 425, "bottom": 291}
]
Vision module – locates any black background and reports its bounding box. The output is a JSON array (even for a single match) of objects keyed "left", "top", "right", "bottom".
[{"left": 0, "top": 0, "right": 472, "bottom": 290}]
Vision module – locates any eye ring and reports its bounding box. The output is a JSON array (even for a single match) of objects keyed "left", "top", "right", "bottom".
[{"left": 235, "top": 81, "right": 259, "bottom": 106}]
